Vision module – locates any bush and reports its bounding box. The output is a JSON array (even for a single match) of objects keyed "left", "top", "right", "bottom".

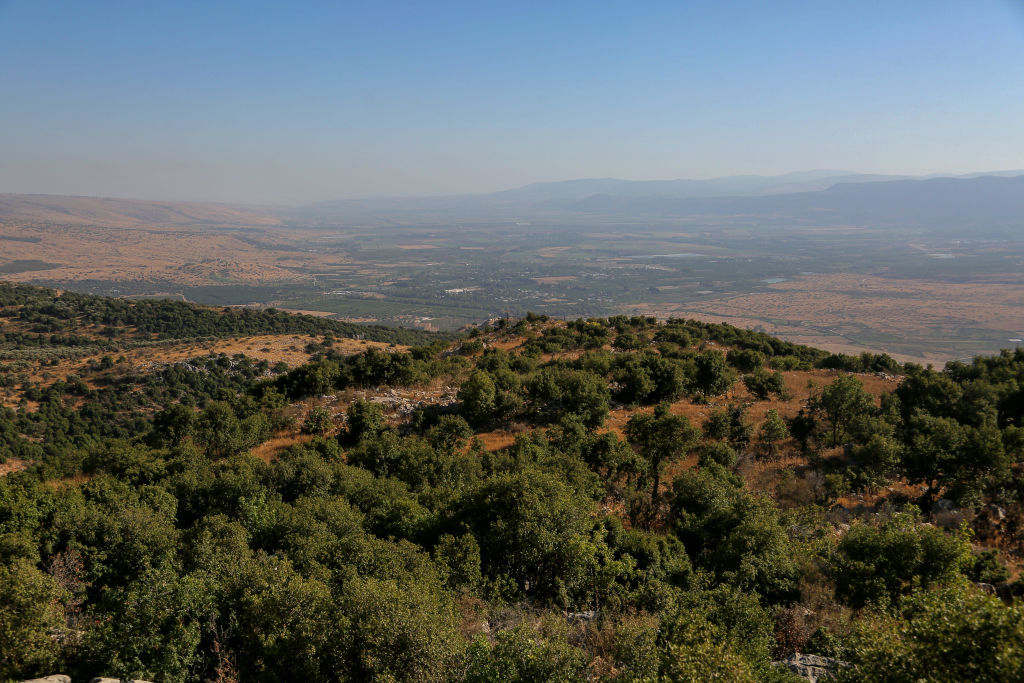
[
  {"left": 699, "top": 441, "right": 738, "bottom": 468},
  {"left": 465, "top": 622, "right": 588, "bottom": 683},
  {"left": 0, "top": 560, "right": 67, "bottom": 681},
  {"left": 831, "top": 512, "right": 971, "bottom": 608},
  {"left": 302, "top": 406, "right": 334, "bottom": 435},
  {"left": 840, "top": 583, "right": 1024, "bottom": 682}
]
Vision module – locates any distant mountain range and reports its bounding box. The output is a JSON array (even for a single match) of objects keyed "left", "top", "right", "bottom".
[
  {"left": 291, "top": 170, "right": 1024, "bottom": 235},
  {"left": 3, "top": 170, "right": 1024, "bottom": 236},
  {"left": 559, "top": 174, "right": 1024, "bottom": 231},
  {"left": 485, "top": 170, "right": 901, "bottom": 203},
  {"left": 484, "top": 169, "right": 1024, "bottom": 204}
]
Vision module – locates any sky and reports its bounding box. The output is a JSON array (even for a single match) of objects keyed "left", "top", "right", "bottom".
[{"left": 1, "top": 0, "right": 1023, "bottom": 204}]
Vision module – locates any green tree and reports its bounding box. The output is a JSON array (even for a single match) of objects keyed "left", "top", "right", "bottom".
[
  {"left": 233, "top": 555, "right": 340, "bottom": 681},
  {"left": 301, "top": 406, "right": 333, "bottom": 435},
  {"left": 831, "top": 512, "right": 971, "bottom": 608},
  {"left": 195, "top": 401, "right": 246, "bottom": 457},
  {"left": 727, "top": 348, "right": 766, "bottom": 373},
  {"left": 698, "top": 441, "right": 738, "bottom": 469},
  {"left": 459, "top": 370, "right": 498, "bottom": 427},
  {"left": 613, "top": 331, "right": 644, "bottom": 351},
  {"left": 339, "top": 576, "right": 465, "bottom": 681},
  {"left": 692, "top": 350, "right": 737, "bottom": 398},
  {"left": 80, "top": 567, "right": 213, "bottom": 683},
  {"left": 811, "top": 374, "right": 875, "bottom": 445},
  {"left": 840, "top": 583, "right": 1024, "bottom": 683},
  {"left": 904, "top": 412, "right": 1009, "bottom": 507},
  {"left": 528, "top": 367, "right": 610, "bottom": 427},
  {"left": 743, "top": 368, "right": 788, "bottom": 400},
  {"left": 0, "top": 560, "right": 67, "bottom": 681},
  {"left": 454, "top": 469, "right": 604, "bottom": 603},
  {"left": 626, "top": 404, "right": 701, "bottom": 507},
  {"left": 152, "top": 403, "right": 196, "bottom": 446},
  {"left": 427, "top": 414, "right": 474, "bottom": 453},
  {"left": 850, "top": 432, "right": 903, "bottom": 481},
  {"left": 703, "top": 404, "right": 754, "bottom": 450},
  {"left": 657, "top": 611, "right": 759, "bottom": 682},
  {"left": 757, "top": 409, "right": 789, "bottom": 459},
  {"left": 615, "top": 353, "right": 688, "bottom": 405},
  {"left": 433, "top": 533, "right": 483, "bottom": 593},
  {"left": 670, "top": 468, "right": 799, "bottom": 603},
  {"left": 465, "top": 622, "right": 588, "bottom": 683},
  {"left": 345, "top": 398, "right": 388, "bottom": 443}
]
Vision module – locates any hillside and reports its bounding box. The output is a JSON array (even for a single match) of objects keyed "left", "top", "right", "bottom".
[
  {"left": 0, "top": 194, "right": 281, "bottom": 230},
  {"left": 2, "top": 288, "right": 1023, "bottom": 681}
]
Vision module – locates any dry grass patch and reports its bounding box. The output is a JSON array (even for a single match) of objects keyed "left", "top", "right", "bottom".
[
  {"left": 632, "top": 272, "right": 1024, "bottom": 364},
  {"left": 251, "top": 433, "right": 315, "bottom": 463},
  {"left": 0, "top": 457, "right": 28, "bottom": 477}
]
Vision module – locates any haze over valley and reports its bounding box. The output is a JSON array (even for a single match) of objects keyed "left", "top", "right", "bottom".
[{"left": 3, "top": 169, "right": 1024, "bottom": 364}]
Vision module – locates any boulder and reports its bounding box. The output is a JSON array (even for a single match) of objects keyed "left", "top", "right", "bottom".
[
  {"left": 20, "top": 676, "right": 71, "bottom": 683},
  {"left": 566, "top": 610, "right": 599, "bottom": 622},
  {"left": 775, "top": 653, "right": 848, "bottom": 682}
]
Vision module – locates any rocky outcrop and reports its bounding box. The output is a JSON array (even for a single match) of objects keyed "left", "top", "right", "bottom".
[{"left": 775, "top": 653, "right": 848, "bottom": 682}]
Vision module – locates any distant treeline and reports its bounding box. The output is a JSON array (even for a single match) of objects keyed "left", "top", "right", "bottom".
[{"left": 0, "top": 281, "right": 441, "bottom": 346}]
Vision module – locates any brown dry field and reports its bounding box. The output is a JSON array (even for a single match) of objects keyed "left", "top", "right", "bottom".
[
  {"left": 531, "top": 276, "right": 577, "bottom": 284},
  {"left": 4, "top": 195, "right": 1022, "bottom": 366},
  {"left": 631, "top": 272, "right": 1024, "bottom": 365},
  {"left": 536, "top": 246, "right": 573, "bottom": 257},
  {"left": 0, "top": 220, "right": 351, "bottom": 285}
]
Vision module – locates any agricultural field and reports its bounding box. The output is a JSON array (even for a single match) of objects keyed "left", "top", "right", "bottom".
[{"left": 3, "top": 194, "right": 1024, "bottom": 363}]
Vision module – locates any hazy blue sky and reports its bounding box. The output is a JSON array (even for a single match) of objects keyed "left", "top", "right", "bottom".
[{"left": 2, "top": 1, "right": 1023, "bottom": 203}]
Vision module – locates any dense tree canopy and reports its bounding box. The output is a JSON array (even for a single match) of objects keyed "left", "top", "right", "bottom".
[{"left": 0, "top": 290, "right": 1020, "bottom": 682}]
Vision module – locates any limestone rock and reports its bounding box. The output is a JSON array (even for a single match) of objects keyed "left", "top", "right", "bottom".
[
  {"left": 775, "top": 653, "right": 848, "bottom": 682},
  {"left": 567, "top": 610, "right": 599, "bottom": 621}
]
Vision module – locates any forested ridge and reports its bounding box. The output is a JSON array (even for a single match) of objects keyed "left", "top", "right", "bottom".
[
  {"left": 2, "top": 288, "right": 1024, "bottom": 682},
  {"left": 0, "top": 282, "right": 440, "bottom": 349}
]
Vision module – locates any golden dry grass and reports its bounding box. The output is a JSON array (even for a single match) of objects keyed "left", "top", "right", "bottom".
[
  {"left": 0, "top": 216, "right": 362, "bottom": 286},
  {"left": 631, "top": 272, "right": 1024, "bottom": 364},
  {"left": 251, "top": 433, "right": 315, "bottom": 463},
  {"left": 0, "top": 457, "right": 28, "bottom": 477}
]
